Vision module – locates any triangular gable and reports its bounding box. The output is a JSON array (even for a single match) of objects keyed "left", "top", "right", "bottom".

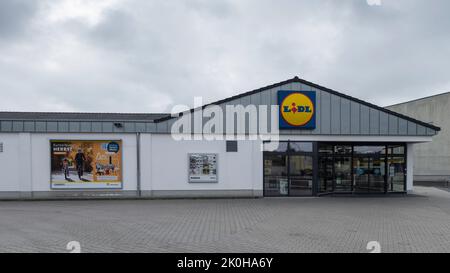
[{"left": 156, "top": 76, "right": 439, "bottom": 136}]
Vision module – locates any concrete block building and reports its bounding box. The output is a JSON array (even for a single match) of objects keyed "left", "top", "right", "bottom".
[{"left": 386, "top": 92, "right": 450, "bottom": 182}]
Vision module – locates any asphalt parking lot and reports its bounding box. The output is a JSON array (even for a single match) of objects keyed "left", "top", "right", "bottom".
[{"left": 0, "top": 186, "right": 449, "bottom": 253}]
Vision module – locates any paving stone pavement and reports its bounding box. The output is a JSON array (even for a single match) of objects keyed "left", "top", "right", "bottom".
[{"left": 0, "top": 186, "right": 449, "bottom": 253}]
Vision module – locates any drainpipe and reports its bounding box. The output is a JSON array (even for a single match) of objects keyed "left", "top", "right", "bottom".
[{"left": 136, "top": 132, "right": 141, "bottom": 198}]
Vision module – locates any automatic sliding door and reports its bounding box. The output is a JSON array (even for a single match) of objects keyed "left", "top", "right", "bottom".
[
  {"left": 289, "top": 155, "right": 313, "bottom": 196},
  {"left": 354, "top": 157, "right": 387, "bottom": 193},
  {"left": 319, "top": 157, "right": 333, "bottom": 193},
  {"left": 353, "top": 157, "right": 369, "bottom": 192},
  {"left": 369, "top": 157, "right": 386, "bottom": 192}
]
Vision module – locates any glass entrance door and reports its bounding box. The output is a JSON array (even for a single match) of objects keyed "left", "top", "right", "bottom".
[
  {"left": 353, "top": 156, "right": 386, "bottom": 193},
  {"left": 319, "top": 156, "right": 333, "bottom": 192},
  {"left": 353, "top": 157, "right": 370, "bottom": 192},
  {"left": 370, "top": 157, "right": 386, "bottom": 192},
  {"left": 289, "top": 155, "right": 313, "bottom": 196}
]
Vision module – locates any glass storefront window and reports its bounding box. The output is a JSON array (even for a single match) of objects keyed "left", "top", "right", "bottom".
[
  {"left": 353, "top": 146, "right": 386, "bottom": 155},
  {"left": 318, "top": 144, "right": 333, "bottom": 154},
  {"left": 289, "top": 142, "right": 313, "bottom": 153},
  {"left": 263, "top": 141, "right": 314, "bottom": 196},
  {"left": 388, "top": 145, "right": 405, "bottom": 155},
  {"left": 264, "top": 154, "right": 288, "bottom": 197},
  {"left": 263, "top": 142, "right": 288, "bottom": 152},
  {"left": 388, "top": 157, "right": 406, "bottom": 192},
  {"left": 264, "top": 154, "right": 287, "bottom": 177},
  {"left": 264, "top": 142, "right": 407, "bottom": 196},
  {"left": 334, "top": 145, "right": 352, "bottom": 155}
]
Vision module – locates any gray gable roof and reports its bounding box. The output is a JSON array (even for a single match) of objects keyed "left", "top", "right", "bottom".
[
  {"left": 154, "top": 76, "right": 440, "bottom": 136},
  {"left": 155, "top": 76, "right": 440, "bottom": 132},
  {"left": 0, "top": 77, "right": 440, "bottom": 134}
]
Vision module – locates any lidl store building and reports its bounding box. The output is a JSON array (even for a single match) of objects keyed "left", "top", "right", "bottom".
[{"left": 0, "top": 77, "right": 440, "bottom": 199}]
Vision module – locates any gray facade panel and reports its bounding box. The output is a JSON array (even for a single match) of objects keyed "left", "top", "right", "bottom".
[
  {"left": 250, "top": 93, "right": 261, "bottom": 134},
  {"left": 340, "top": 99, "right": 351, "bottom": 135},
  {"left": 12, "top": 121, "right": 24, "bottom": 132},
  {"left": 156, "top": 122, "right": 168, "bottom": 133},
  {"left": 135, "top": 123, "right": 146, "bottom": 133},
  {"left": 113, "top": 123, "right": 125, "bottom": 133},
  {"left": 369, "top": 109, "right": 380, "bottom": 135},
  {"left": 92, "top": 122, "right": 102, "bottom": 132},
  {"left": 389, "top": 116, "right": 398, "bottom": 135},
  {"left": 427, "top": 128, "right": 435, "bottom": 136},
  {"left": 146, "top": 123, "right": 156, "bottom": 132},
  {"left": 407, "top": 121, "right": 417, "bottom": 135},
  {"left": 291, "top": 82, "right": 302, "bottom": 91},
  {"left": 312, "top": 89, "right": 321, "bottom": 134},
  {"left": 360, "top": 105, "right": 370, "bottom": 135},
  {"left": 35, "top": 121, "right": 46, "bottom": 132},
  {"left": 240, "top": 96, "right": 250, "bottom": 106},
  {"left": 46, "top": 122, "right": 58, "bottom": 132},
  {"left": 124, "top": 122, "right": 136, "bottom": 132},
  {"left": 80, "top": 122, "right": 91, "bottom": 133},
  {"left": 269, "top": 88, "right": 277, "bottom": 107},
  {"left": 331, "top": 95, "right": 341, "bottom": 135},
  {"left": 24, "top": 121, "right": 35, "bottom": 132},
  {"left": 417, "top": 125, "right": 426, "bottom": 136},
  {"left": 259, "top": 90, "right": 271, "bottom": 134},
  {"left": 379, "top": 112, "right": 389, "bottom": 135},
  {"left": 102, "top": 122, "right": 113, "bottom": 133},
  {"left": 398, "top": 119, "right": 408, "bottom": 135},
  {"left": 69, "top": 122, "right": 80, "bottom": 132},
  {"left": 320, "top": 92, "right": 331, "bottom": 134},
  {"left": 58, "top": 122, "right": 69, "bottom": 132},
  {"left": 1, "top": 121, "right": 12, "bottom": 132},
  {"left": 249, "top": 92, "right": 261, "bottom": 106},
  {"left": 350, "top": 102, "right": 360, "bottom": 135},
  {"left": 167, "top": 119, "right": 176, "bottom": 134}
]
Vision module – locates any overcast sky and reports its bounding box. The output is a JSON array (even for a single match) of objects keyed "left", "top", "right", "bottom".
[{"left": 0, "top": 0, "right": 449, "bottom": 113}]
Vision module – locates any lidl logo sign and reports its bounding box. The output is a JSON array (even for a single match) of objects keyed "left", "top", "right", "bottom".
[{"left": 278, "top": 91, "right": 316, "bottom": 129}]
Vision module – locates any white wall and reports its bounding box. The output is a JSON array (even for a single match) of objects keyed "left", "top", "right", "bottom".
[
  {"left": 0, "top": 133, "right": 21, "bottom": 191},
  {"left": 31, "top": 133, "right": 138, "bottom": 192},
  {"left": 0, "top": 133, "right": 138, "bottom": 193},
  {"left": 0, "top": 131, "right": 419, "bottom": 196},
  {"left": 0, "top": 133, "right": 263, "bottom": 195},
  {"left": 146, "top": 134, "right": 262, "bottom": 192}
]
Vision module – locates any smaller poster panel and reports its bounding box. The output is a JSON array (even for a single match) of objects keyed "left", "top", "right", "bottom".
[{"left": 188, "top": 153, "right": 218, "bottom": 183}]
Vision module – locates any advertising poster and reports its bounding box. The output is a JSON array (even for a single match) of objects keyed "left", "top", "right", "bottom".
[
  {"left": 188, "top": 153, "right": 218, "bottom": 183},
  {"left": 50, "top": 140, "right": 122, "bottom": 189}
]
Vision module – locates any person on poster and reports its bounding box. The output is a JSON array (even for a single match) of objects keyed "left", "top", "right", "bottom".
[
  {"left": 62, "top": 158, "right": 70, "bottom": 181},
  {"left": 75, "top": 148, "right": 86, "bottom": 180}
]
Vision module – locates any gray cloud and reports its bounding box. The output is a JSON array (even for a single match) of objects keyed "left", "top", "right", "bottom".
[
  {"left": 0, "top": 0, "right": 38, "bottom": 40},
  {"left": 0, "top": 0, "right": 449, "bottom": 113}
]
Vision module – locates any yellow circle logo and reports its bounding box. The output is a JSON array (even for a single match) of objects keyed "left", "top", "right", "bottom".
[{"left": 280, "top": 93, "right": 314, "bottom": 127}]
